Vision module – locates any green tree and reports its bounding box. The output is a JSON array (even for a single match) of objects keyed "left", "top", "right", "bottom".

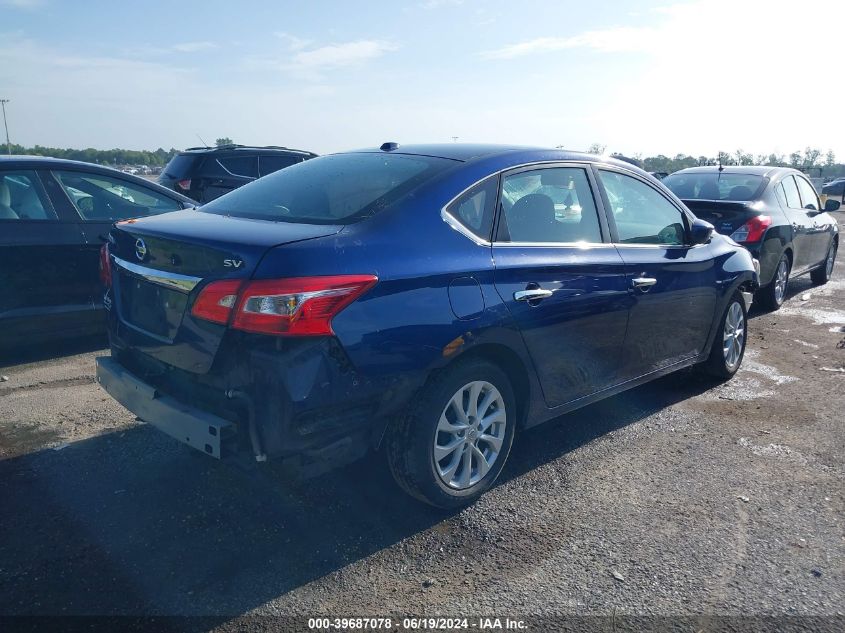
[
  {"left": 802, "top": 147, "right": 821, "bottom": 167},
  {"left": 215, "top": 137, "right": 234, "bottom": 147},
  {"left": 586, "top": 143, "right": 606, "bottom": 155},
  {"left": 824, "top": 149, "right": 836, "bottom": 167}
]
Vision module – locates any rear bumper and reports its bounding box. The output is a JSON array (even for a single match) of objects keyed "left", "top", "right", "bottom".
[{"left": 96, "top": 356, "right": 235, "bottom": 459}]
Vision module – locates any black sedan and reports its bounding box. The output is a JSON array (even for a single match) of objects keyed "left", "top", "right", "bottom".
[
  {"left": 0, "top": 156, "right": 194, "bottom": 348},
  {"left": 663, "top": 166, "right": 840, "bottom": 310}
]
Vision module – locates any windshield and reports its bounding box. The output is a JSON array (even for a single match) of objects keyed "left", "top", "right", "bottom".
[
  {"left": 663, "top": 173, "right": 766, "bottom": 201},
  {"left": 201, "top": 153, "right": 454, "bottom": 224}
]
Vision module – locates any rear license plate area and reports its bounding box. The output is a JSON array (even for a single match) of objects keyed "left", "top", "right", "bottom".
[{"left": 118, "top": 272, "right": 188, "bottom": 341}]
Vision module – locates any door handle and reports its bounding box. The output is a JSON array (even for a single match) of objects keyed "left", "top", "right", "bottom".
[
  {"left": 632, "top": 277, "right": 657, "bottom": 291},
  {"left": 514, "top": 288, "right": 553, "bottom": 302}
]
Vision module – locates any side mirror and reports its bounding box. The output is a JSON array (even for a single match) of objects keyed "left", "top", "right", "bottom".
[
  {"left": 690, "top": 218, "right": 714, "bottom": 245},
  {"left": 825, "top": 199, "right": 841, "bottom": 212}
]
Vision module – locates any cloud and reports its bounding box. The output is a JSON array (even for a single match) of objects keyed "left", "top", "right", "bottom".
[
  {"left": 480, "top": 26, "right": 657, "bottom": 59},
  {"left": 273, "top": 32, "right": 313, "bottom": 51},
  {"left": 420, "top": 0, "right": 463, "bottom": 8},
  {"left": 246, "top": 38, "right": 398, "bottom": 80},
  {"left": 171, "top": 41, "right": 217, "bottom": 53},
  {"left": 0, "top": 0, "right": 45, "bottom": 7}
]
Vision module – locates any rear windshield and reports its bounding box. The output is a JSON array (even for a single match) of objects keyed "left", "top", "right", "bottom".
[
  {"left": 663, "top": 173, "right": 766, "bottom": 201},
  {"left": 200, "top": 153, "right": 454, "bottom": 224},
  {"left": 162, "top": 154, "right": 200, "bottom": 178}
]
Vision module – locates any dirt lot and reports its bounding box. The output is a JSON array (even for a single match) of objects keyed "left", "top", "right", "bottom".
[{"left": 1, "top": 263, "right": 843, "bottom": 629}]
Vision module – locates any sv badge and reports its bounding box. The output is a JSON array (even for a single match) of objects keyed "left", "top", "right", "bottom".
[{"left": 223, "top": 259, "right": 244, "bottom": 268}]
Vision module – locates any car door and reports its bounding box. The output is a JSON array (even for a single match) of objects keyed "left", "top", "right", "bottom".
[
  {"left": 778, "top": 175, "right": 814, "bottom": 272},
  {"left": 491, "top": 164, "right": 631, "bottom": 408},
  {"left": 794, "top": 174, "right": 835, "bottom": 267},
  {"left": 198, "top": 154, "right": 258, "bottom": 202},
  {"left": 594, "top": 166, "right": 719, "bottom": 379},
  {"left": 46, "top": 168, "right": 185, "bottom": 314},
  {"left": 0, "top": 168, "right": 94, "bottom": 346}
]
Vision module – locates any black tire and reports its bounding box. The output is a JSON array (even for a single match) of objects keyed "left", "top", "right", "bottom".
[
  {"left": 700, "top": 292, "right": 748, "bottom": 380},
  {"left": 385, "top": 358, "right": 516, "bottom": 509},
  {"left": 757, "top": 253, "right": 790, "bottom": 311},
  {"left": 810, "top": 239, "right": 837, "bottom": 285}
]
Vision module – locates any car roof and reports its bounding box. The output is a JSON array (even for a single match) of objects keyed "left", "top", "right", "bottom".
[
  {"left": 179, "top": 144, "right": 316, "bottom": 156},
  {"left": 0, "top": 155, "right": 195, "bottom": 203},
  {"left": 343, "top": 143, "right": 645, "bottom": 171},
  {"left": 669, "top": 165, "right": 798, "bottom": 178}
]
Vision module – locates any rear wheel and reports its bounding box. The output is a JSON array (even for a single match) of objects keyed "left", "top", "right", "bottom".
[
  {"left": 386, "top": 359, "right": 516, "bottom": 509},
  {"left": 810, "top": 239, "right": 837, "bottom": 285},
  {"left": 701, "top": 293, "right": 747, "bottom": 379},
  {"left": 758, "top": 254, "right": 790, "bottom": 311}
]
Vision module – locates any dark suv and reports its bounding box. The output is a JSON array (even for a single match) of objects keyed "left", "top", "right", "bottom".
[{"left": 158, "top": 145, "right": 317, "bottom": 204}]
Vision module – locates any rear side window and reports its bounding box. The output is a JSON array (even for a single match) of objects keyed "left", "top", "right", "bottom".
[
  {"left": 52, "top": 171, "right": 182, "bottom": 220},
  {"left": 201, "top": 153, "right": 454, "bottom": 224},
  {"left": 446, "top": 176, "right": 497, "bottom": 241},
  {"left": 794, "top": 176, "right": 820, "bottom": 211},
  {"left": 162, "top": 154, "right": 199, "bottom": 179},
  {"left": 598, "top": 170, "right": 687, "bottom": 245},
  {"left": 0, "top": 171, "right": 56, "bottom": 220},
  {"left": 497, "top": 167, "right": 602, "bottom": 243},
  {"left": 218, "top": 156, "right": 258, "bottom": 178},
  {"left": 259, "top": 155, "right": 301, "bottom": 176},
  {"left": 780, "top": 176, "right": 802, "bottom": 209}
]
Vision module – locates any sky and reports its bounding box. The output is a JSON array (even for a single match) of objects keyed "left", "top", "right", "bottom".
[{"left": 1, "top": 0, "right": 843, "bottom": 158}]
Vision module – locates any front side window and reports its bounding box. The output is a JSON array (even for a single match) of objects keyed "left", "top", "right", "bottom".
[
  {"left": 497, "top": 167, "right": 602, "bottom": 243},
  {"left": 446, "top": 176, "right": 497, "bottom": 241},
  {"left": 780, "top": 176, "right": 802, "bottom": 209},
  {"left": 52, "top": 171, "right": 182, "bottom": 221},
  {"left": 794, "top": 176, "right": 820, "bottom": 211},
  {"left": 0, "top": 171, "right": 56, "bottom": 221},
  {"left": 201, "top": 152, "right": 454, "bottom": 224},
  {"left": 598, "top": 170, "right": 687, "bottom": 245}
]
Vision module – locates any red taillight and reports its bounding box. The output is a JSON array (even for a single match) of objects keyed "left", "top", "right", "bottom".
[
  {"left": 176, "top": 179, "right": 191, "bottom": 191},
  {"left": 191, "top": 279, "right": 242, "bottom": 325},
  {"left": 730, "top": 214, "right": 772, "bottom": 243},
  {"left": 191, "top": 275, "right": 377, "bottom": 336},
  {"left": 99, "top": 243, "right": 112, "bottom": 286}
]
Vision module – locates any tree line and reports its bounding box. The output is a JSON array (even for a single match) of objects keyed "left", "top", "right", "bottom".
[
  {"left": 587, "top": 144, "right": 844, "bottom": 179},
  {"left": 4, "top": 142, "right": 844, "bottom": 179}
]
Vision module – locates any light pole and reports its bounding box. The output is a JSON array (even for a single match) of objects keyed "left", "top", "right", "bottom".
[{"left": 0, "top": 99, "right": 10, "bottom": 155}]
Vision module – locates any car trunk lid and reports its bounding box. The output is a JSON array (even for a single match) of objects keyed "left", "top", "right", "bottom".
[
  {"left": 683, "top": 200, "right": 759, "bottom": 236},
  {"left": 108, "top": 210, "right": 341, "bottom": 373}
]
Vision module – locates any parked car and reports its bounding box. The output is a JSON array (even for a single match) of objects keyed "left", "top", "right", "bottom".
[
  {"left": 663, "top": 166, "right": 839, "bottom": 310},
  {"left": 158, "top": 144, "right": 317, "bottom": 204},
  {"left": 822, "top": 177, "right": 845, "bottom": 206},
  {"left": 96, "top": 144, "right": 759, "bottom": 508},
  {"left": 0, "top": 156, "right": 195, "bottom": 348}
]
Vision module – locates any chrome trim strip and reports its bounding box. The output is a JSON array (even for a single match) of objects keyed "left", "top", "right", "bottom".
[
  {"left": 112, "top": 256, "right": 203, "bottom": 293},
  {"left": 441, "top": 209, "right": 492, "bottom": 246},
  {"left": 492, "top": 241, "right": 607, "bottom": 248}
]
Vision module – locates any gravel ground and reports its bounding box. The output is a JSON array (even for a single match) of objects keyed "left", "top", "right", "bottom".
[{"left": 0, "top": 264, "right": 843, "bottom": 630}]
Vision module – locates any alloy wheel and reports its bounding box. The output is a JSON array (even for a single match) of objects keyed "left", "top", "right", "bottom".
[
  {"left": 722, "top": 301, "right": 745, "bottom": 371},
  {"left": 774, "top": 258, "right": 789, "bottom": 304},
  {"left": 433, "top": 380, "right": 507, "bottom": 490}
]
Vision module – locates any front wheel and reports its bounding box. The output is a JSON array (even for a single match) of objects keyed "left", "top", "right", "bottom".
[
  {"left": 700, "top": 293, "right": 747, "bottom": 380},
  {"left": 810, "top": 239, "right": 837, "bottom": 285},
  {"left": 386, "top": 359, "right": 516, "bottom": 509},
  {"left": 758, "top": 254, "right": 790, "bottom": 311}
]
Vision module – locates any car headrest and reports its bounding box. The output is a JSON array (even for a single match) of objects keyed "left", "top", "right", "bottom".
[
  {"left": 728, "top": 185, "right": 753, "bottom": 200},
  {"left": 698, "top": 183, "right": 721, "bottom": 200},
  {"left": 508, "top": 193, "right": 556, "bottom": 242}
]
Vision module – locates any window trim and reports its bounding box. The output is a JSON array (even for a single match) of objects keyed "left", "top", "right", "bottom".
[{"left": 593, "top": 164, "right": 694, "bottom": 249}]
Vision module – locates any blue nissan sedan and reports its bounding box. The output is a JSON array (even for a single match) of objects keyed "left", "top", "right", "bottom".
[{"left": 96, "top": 144, "right": 759, "bottom": 508}]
